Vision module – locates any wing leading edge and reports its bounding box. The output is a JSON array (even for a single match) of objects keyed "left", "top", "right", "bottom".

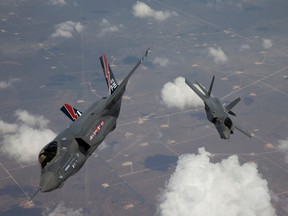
[
  {"left": 185, "top": 78, "right": 207, "bottom": 101},
  {"left": 104, "top": 48, "right": 150, "bottom": 109},
  {"left": 185, "top": 76, "right": 215, "bottom": 100},
  {"left": 231, "top": 116, "right": 252, "bottom": 138}
]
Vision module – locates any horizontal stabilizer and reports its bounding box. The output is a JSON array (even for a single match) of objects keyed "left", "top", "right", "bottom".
[
  {"left": 225, "top": 97, "right": 241, "bottom": 112},
  {"left": 60, "top": 103, "right": 82, "bottom": 121}
]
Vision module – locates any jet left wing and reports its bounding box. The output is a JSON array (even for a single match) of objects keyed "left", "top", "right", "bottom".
[
  {"left": 232, "top": 117, "right": 252, "bottom": 138},
  {"left": 60, "top": 103, "right": 82, "bottom": 121}
]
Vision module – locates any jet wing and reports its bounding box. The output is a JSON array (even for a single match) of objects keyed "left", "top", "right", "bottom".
[
  {"left": 105, "top": 49, "right": 149, "bottom": 109},
  {"left": 232, "top": 117, "right": 252, "bottom": 138},
  {"left": 118, "top": 48, "right": 149, "bottom": 89},
  {"left": 185, "top": 78, "right": 207, "bottom": 101}
]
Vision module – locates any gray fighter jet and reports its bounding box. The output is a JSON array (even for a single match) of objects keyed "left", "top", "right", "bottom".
[
  {"left": 185, "top": 76, "right": 252, "bottom": 139},
  {"left": 37, "top": 49, "right": 149, "bottom": 192}
]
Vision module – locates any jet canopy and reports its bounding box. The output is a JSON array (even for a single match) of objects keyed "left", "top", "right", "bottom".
[{"left": 38, "top": 141, "right": 58, "bottom": 169}]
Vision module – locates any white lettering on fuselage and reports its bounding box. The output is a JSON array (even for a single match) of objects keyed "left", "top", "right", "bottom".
[
  {"left": 89, "top": 121, "right": 105, "bottom": 140},
  {"left": 64, "top": 165, "right": 70, "bottom": 171},
  {"left": 63, "top": 156, "right": 78, "bottom": 172}
]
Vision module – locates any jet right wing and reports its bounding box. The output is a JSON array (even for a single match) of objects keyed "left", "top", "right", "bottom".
[
  {"left": 105, "top": 48, "right": 150, "bottom": 109},
  {"left": 117, "top": 48, "right": 150, "bottom": 90},
  {"left": 232, "top": 116, "right": 252, "bottom": 138}
]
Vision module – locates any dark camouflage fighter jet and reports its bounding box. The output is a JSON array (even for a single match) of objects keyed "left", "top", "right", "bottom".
[
  {"left": 185, "top": 76, "right": 251, "bottom": 140},
  {"left": 37, "top": 49, "right": 149, "bottom": 192}
]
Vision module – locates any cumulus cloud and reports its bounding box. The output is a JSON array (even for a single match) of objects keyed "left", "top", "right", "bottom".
[
  {"left": 51, "top": 21, "right": 84, "bottom": 38},
  {"left": 98, "top": 18, "right": 122, "bottom": 37},
  {"left": 0, "top": 110, "right": 56, "bottom": 163},
  {"left": 240, "top": 43, "right": 250, "bottom": 51},
  {"left": 277, "top": 139, "right": 288, "bottom": 164},
  {"left": 132, "top": 1, "right": 177, "bottom": 22},
  {"left": 158, "top": 147, "right": 276, "bottom": 216},
  {"left": 43, "top": 202, "right": 86, "bottom": 216},
  {"left": 263, "top": 39, "right": 272, "bottom": 49},
  {"left": 153, "top": 57, "right": 169, "bottom": 67},
  {"left": 208, "top": 47, "right": 228, "bottom": 64},
  {"left": 49, "top": 0, "right": 66, "bottom": 6},
  {"left": 161, "top": 76, "right": 203, "bottom": 110},
  {"left": 0, "top": 78, "right": 19, "bottom": 89}
]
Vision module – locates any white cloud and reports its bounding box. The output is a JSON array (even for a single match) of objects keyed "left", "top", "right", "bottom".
[
  {"left": 277, "top": 139, "right": 288, "bottom": 164},
  {"left": 101, "top": 18, "right": 110, "bottom": 26},
  {"left": 0, "top": 78, "right": 19, "bottom": 89},
  {"left": 0, "top": 121, "right": 18, "bottom": 133},
  {"left": 208, "top": 47, "right": 228, "bottom": 64},
  {"left": 0, "top": 110, "right": 56, "bottom": 163},
  {"left": 49, "top": 0, "right": 66, "bottom": 6},
  {"left": 240, "top": 43, "right": 250, "bottom": 51},
  {"left": 51, "top": 21, "right": 84, "bottom": 38},
  {"left": 263, "top": 39, "right": 272, "bottom": 49},
  {"left": 158, "top": 147, "right": 276, "bottom": 216},
  {"left": 132, "top": 1, "right": 177, "bottom": 22},
  {"left": 100, "top": 26, "right": 120, "bottom": 35},
  {"left": 43, "top": 202, "right": 86, "bottom": 216},
  {"left": 153, "top": 57, "right": 169, "bottom": 67},
  {"left": 161, "top": 76, "right": 203, "bottom": 110},
  {"left": 98, "top": 18, "right": 122, "bottom": 37}
]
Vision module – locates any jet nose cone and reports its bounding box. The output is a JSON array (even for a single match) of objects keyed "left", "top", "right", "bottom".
[{"left": 39, "top": 171, "right": 58, "bottom": 192}]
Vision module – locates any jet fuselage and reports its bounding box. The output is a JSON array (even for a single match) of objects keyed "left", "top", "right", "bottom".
[
  {"left": 37, "top": 49, "right": 149, "bottom": 192},
  {"left": 39, "top": 98, "right": 120, "bottom": 192},
  {"left": 185, "top": 76, "right": 251, "bottom": 140},
  {"left": 204, "top": 96, "right": 234, "bottom": 139}
]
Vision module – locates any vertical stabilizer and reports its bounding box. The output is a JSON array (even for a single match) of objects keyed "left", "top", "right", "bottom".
[
  {"left": 99, "top": 53, "right": 119, "bottom": 95},
  {"left": 207, "top": 76, "right": 215, "bottom": 96}
]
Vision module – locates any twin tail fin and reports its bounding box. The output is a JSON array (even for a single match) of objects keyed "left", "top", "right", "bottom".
[{"left": 99, "top": 54, "right": 119, "bottom": 95}]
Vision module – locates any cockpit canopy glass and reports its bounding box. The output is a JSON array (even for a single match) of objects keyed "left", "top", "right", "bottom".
[{"left": 38, "top": 141, "right": 58, "bottom": 169}]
